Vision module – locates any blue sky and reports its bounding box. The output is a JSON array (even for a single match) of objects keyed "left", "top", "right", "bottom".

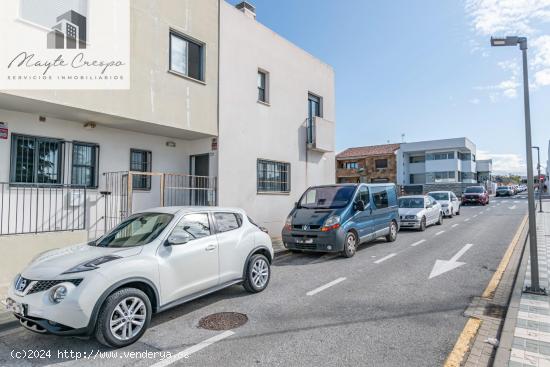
[{"left": 227, "top": 0, "right": 550, "bottom": 175}]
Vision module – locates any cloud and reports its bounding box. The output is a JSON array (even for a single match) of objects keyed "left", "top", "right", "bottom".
[
  {"left": 470, "top": 98, "right": 481, "bottom": 104},
  {"left": 535, "top": 68, "right": 550, "bottom": 85},
  {"left": 477, "top": 150, "right": 526, "bottom": 174}
]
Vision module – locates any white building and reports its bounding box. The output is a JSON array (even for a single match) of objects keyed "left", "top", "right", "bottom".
[
  {"left": 0, "top": 1, "right": 335, "bottom": 290},
  {"left": 396, "top": 138, "right": 486, "bottom": 193}
]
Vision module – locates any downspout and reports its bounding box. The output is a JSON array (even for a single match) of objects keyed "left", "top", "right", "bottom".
[{"left": 216, "top": 0, "right": 221, "bottom": 206}]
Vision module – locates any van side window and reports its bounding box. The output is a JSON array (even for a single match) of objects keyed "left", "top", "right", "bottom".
[
  {"left": 214, "top": 212, "right": 242, "bottom": 233},
  {"left": 355, "top": 186, "right": 369, "bottom": 204},
  {"left": 372, "top": 187, "right": 389, "bottom": 208}
]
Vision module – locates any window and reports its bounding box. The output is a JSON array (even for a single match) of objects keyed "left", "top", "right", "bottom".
[
  {"left": 257, "top": 159, "right": 290, "bottom": 193},
  {"left": 214, "top": 212, "right": 242, "bottom": 233},
  {"left": 10, "top": 134, "right": 62, "bottom": 184},
  {"left": 410, "top": 173, "right": 425, "bottom": 184},
  {"left": 307, "top": 93, "right": 322, "bottom": 144},
  {"left": 97, "top": 213, "right": 173, "bottom": 248},
  {"left": 409, "top": 156, "right": 425, "bottom": 163},
  {"left": 372, "top": 187, "right": 389, "bottom": 208},
  {"left": 258, "top": 70, "right": 268, "bottom": 103},
  {"left": 459, "top": 152, "right": 476, "bottom": 162},
  {"left": 72, "top": 143, "right": 99, "bottom": 188},
  {"left": 426, "top": 171, "right": 456, "bottom": 183},
  {"left": 461, "top": 172, "right": 475, "bottom": 181},
  {"left": 344, "top": 162, "right": 359, "bottom": 169},
  {"left": 375, "top": 159, "right": 388, "bottom": 169},
  {"left": 426, "top": 151, "right": 455, "bottom": 160},
  {"left": 169, "top": 31, "right": 204, "bottom": 81},
  {"left": 130, "top": 149, "right": 152, "bottom": 190},
  {"left": 355, "top": 186, "right": 369, "bottom": 204},
  {"left": 170, "top": 213, "right": 211, "bottom": 243}
]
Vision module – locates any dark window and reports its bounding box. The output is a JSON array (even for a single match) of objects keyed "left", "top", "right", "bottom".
[
  {"left": 257, "top": 159, "right": 290, "bottom": 193},
  {"left": 375, "top": 159, "right": 388, "bottom": 169},
  {"left": 10, "top": 134, "right": 62, "bottom": 184},
  {"left": 170, "top": 213, "right": 211, "bottom": 243},
  {"left": 427, "top": 151, "right": 455, "bottom": 160},
  {"left": 214, "top": 212, "right": 242, "bottom": 233},
  {"left": 71, "top": 143, "right": 99, "bottom": 188},
  {"left": 130, "top": 149, "right": 152, "bottom": 190},
  {"left": 372, "top": 187, "right": 389, "bottom": 208},
  {"left": 307, "top": 93, "right": 322, "bottom": 144},
  {"left": 409, "top": 156, "right": 425, "bottom": 163},
  {"left": 169, "top": 31, "right": 204, "bottom": 81},
  {"left": 258, "top": 70, "right": 267, "bottom": 102}
]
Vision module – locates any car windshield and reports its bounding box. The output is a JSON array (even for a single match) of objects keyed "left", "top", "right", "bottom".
[
  {"left": 498, "top": 186, "right": 509, "bottom": 190},
  {"left": 465, "top": 187, "right": 484, "bottom": 193},
  {"left": 429, "top": 193, "right": 449, "bottom": 201},
  {"left": 399, "top": 198, "right": 424, "bottom": 208},
  {"left": 95, "top": 213, "right": 174, "bottom": 248},
  {"left": 299, "top": 186, "right": 357, "bottom": 209}
]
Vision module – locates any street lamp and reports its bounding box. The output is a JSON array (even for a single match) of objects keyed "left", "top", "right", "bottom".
[
  {"left": 491, "top": 36, "right": 545, "bottom": 294},
  {"left": 533, "top": 146, "right": 543, "bottom": 213}
]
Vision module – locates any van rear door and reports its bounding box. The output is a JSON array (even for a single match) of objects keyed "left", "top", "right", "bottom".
[{"left": 352, "top": 186, "right": 375, "bottom": 241}]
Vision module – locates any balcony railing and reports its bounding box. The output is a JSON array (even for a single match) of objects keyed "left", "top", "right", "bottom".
[
  {"left": 307, "top": 116, "right": 335, "bottom": 153},
  {"left": 336, "top": 168, "right": 363, "bottom": 177}
]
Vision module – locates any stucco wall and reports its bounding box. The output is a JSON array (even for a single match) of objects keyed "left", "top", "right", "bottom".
[{"left": 218, "top": 3, "right": 336, "bottom": 235}]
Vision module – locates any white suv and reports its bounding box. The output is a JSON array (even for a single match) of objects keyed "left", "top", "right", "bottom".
[{"left": 5, "top": 207, "right": 273, "bottom": 348}]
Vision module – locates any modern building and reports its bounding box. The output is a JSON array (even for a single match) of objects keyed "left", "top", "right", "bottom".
[
  {"left": 335, "top": 143, "right": 400, "bottom": 184},
  {"left": 0, "top": 1, "right": 335, "bottom": 291}
]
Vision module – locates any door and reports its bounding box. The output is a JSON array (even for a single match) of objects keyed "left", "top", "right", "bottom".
[
  {"left": 424, "top": 198, "right": 435, "bottom": 224},
  {"left": 157, "top": 212, "right": 219, "bottom": 304},
  {"left": 351, "top": 186, "right": 375, "bottom": 241},
  {"left": 371, "top": 186, "right": 391, "bottom": 235},
  {"left": 190, "top": 154, "right": 210, "bottom": 205},
  {"left": 451, "top": 193, "right": 459, "bottom": 213},
  {"left": 428, "top": 197, "right": 439, "bottom": 223}
]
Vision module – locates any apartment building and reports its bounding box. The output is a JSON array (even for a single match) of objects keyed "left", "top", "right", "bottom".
[
  {"left": 0, "top": 1, "right": 336, "bottom": 288},
  {"left": 335, "top": 143, "right": 400, "bottom": 184}
]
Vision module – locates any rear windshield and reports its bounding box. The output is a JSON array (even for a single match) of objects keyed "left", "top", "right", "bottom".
[
  {"left": 299, "top": 186, "right": 356, "bottom": 209},
  {"left": 399, "top": 198, "right": 424, "bottom": 208},
  {"left": 497, "top": 186, "right": 510, "bottom": 190},
  {"left": 464, "top": 187, "right": 484, "bottom": 193},
  {"left": 429, "top": 193, "right": 449, "bottom": 201}
]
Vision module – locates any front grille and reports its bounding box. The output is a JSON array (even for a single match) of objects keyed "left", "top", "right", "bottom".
[
  {"left": 27, "top": 279, "right": 83, "bottom": 295},
  {"left": 292, "top": 224, "right": 321, "bottom": 230}
]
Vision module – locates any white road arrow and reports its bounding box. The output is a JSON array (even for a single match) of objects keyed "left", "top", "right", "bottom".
[{"left": 429, "top": 243, "right": 473, "bottom": 279}]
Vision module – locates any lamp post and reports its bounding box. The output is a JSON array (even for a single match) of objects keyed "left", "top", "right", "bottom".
[
  {"left": 533, "top": 146, "right": 543, "bottom": 213},
  {"left": 491, "top": 36, "right": 544, "bottom": 294}
]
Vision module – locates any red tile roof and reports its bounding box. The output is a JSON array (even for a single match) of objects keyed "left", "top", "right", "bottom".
[{"left": 337, "top": 143, "right": 400, "bottom": 159}]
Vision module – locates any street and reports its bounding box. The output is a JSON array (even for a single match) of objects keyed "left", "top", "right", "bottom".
[{"left": 0, "top": 195, "right": 528, "bottom": 366}]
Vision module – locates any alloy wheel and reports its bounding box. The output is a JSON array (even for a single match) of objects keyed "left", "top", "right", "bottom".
[
  {"left": 347, "top": 233, "right": 356, "bottom": 254},
  {"left": 109, "top": 297, "right": 146, "bottom": 341},
  {"left": 251, "top": 258, "right": 269, "bottom": 288}
]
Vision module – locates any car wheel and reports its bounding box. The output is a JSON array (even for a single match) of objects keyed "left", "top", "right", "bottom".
[
  {"left": 436, "top": 213, "right": 443, "bottom": 225},
  {"left": 243, "top": 254, "right": 271, "bottom": 293},
  {"left": 419, "top": 217, "right": 426, "bottom": 231},
  {"left": 386, "top": 221, "right": 398, "bottom": 242},
  {"left": 342, "top": 231, "right": 357, "bottom": 258},
  {"left": 95, "top": 288, "right": 152, "bottom": 348}
]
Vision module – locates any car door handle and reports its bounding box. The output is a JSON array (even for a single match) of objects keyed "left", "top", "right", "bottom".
[{"left": 205, "top": 244, "right": 217, "bottom": 251}]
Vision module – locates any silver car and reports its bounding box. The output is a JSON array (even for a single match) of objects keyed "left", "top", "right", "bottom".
[
  {"left": 428, "top": 191, "right": 461, "bottom": 217},
  {"left": 398, "top": 195, "right": 443, "bottom": 231}
]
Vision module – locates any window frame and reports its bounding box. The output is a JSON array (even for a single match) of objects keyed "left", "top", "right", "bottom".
[
  {"left": 375, "top": 159, "right": 388, "bottom": 169},
  {"left": 10, "top": 133, "right": 64, "bottom": 186},
  {"left": 257, "top": 69, "right": 269, "bottom": 104},
  {"left": 71, "top": 141, "right": 99, "bottom": 189},
  {"left": 256, "top": 159, "right": 291, "bottom": 194},
  {"left": 168, "top": 29, "right": 205, "bottom": 83},
  {"left": 130, "top": 148, "right": 152, "bottom": 191},
  {"left": 344, "top": 161, "right": 359, "bottom": 169}
]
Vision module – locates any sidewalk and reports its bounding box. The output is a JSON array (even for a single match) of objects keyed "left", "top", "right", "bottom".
[{"left": 495, "top": 201, "right": 550, "bottom": 366}]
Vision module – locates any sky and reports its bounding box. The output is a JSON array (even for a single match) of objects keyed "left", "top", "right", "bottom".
[{"left": 227, "top": 0, "right": 550, "bottom": 175}]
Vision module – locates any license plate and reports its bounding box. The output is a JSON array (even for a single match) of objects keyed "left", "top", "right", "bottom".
[
  {"left": 5, "top": 298, "right": 25, "bottom": 316},
  {"left": 296, "top": 238, "right": 313, "bottom": 244}
]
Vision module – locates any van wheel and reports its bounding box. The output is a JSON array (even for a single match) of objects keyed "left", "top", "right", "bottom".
[
  {"left": 437, "top": 213, "right": 443, "bottom": 225},
  {"left": 386, "top": 221, "right": 397, "bottom": 242},
  {"left": 419, "top": 217, "right": 426, "bottom": 231},
  {"left": 243, "top": 254, "right": 271, "bottom": 293},
  {"left": 95, "top": 288, "right": 152, "bottom": 348},
  {"left": 342, "top": 232, "right": 357, "bottom": 258}
]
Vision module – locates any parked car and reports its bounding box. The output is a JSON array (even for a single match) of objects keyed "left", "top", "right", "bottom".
[
  {"left": 281, "top": 183, "right": 399, "bottom": 258},
  {"left": 398, "top": 195, "right": 443, "bottom": 231},
  {"left": 496, "top": 186, "right": 514, "bottom": 197},
  {"left": 5, "top": 207, "right": 273, "bottom": 348},
  {"left": 461, "top": 186, "right": 489, "bottom": 205},
  {"left": 428, "top": 191, "right": 461, "bottom": 217}
]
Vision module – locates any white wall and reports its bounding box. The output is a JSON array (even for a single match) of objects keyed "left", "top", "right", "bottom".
[{"left": 218, "top": 3, "right": 335, "bottom": 235}]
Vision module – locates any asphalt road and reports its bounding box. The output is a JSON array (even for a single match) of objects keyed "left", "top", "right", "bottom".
[{"left": 0, "top": 195, "right": 528, "bottom": 367}]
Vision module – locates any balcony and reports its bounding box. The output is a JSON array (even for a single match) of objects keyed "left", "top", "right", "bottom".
[
  {"left": 307, "top": 116, "right": 335, "bottom": 153},
  {"left": 336, "top": 168, "right": 363, "bottom": 177}
]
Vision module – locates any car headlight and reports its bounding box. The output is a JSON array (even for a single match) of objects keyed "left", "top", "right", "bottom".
[
  {"left": 284, "top": 215, "right": 292, "bottom": 230},
  {"left": 49, "top": 285, "right": 67, "bottom": 304},
  {"left": 62, "top": 255, "right": 121, "bottom": 274},
  {"left": 324, "top": 215, "right": 340, "bottom": 227},
  {"left": 406, "top": 215, "right": 416, "bottom": 220}
]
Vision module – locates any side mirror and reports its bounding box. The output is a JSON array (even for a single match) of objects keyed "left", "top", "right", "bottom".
[
  {"left": 354, "top": 200, "right": 366, "bottom": 211},
  {"left": 164, "top": 234, "right": 190, "bottom": 246}
]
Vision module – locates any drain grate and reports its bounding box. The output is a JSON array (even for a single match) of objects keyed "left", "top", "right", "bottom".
[
  {"left": 198, "top": 312, "right": 248, "bottom": 331},
  {"left": 484, "top": 304, "right": 507, "bottom": 319}
]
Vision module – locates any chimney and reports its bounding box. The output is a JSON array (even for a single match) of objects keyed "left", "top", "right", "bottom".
[{"left": 235, "top": 1, "right": 256, "bottom": 19}]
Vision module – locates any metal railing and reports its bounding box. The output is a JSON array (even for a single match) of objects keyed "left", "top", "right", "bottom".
[{"left": 0, "top": 183, "right": 87, "bottom": 235}]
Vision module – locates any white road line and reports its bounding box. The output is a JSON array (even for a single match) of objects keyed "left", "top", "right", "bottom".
[
  {"left": 411, "top": 239, "right": 426, "bottom": 247},
  {"left": 509, "top": 205, "right": 517, "bottom": 210},
  {"left": 374, "top": 253, "right": 397, "bottom": 264},
  {"left": 473, "top": 214, "right": 478, "bottom": 218},
  {"left": 452, "top": 223, "right": 459, "bottom": 228},
  {"left": 306, "top": 277, "right": 346, "bottom": 296},
  {"left": 150, "top": 330, "right": 235, "bottom": 367},
  {"left": 435, "top": 231, "right": 445, "bottom": 236},
  {"left": 465, "top": 218, "right": 470, "bottom": 222}
]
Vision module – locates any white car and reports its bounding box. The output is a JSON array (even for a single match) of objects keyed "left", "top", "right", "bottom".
[
  {"left": 428, "top": 191, "right": 461, "bottom": 217},
  {"left": 5, "top": 207, "right": 273, "bottom": 348},
  {"left": 398, "top": 195, "right": 443, "bottom": 231}
]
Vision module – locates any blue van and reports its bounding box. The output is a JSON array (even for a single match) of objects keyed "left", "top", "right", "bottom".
[{"left": 281, "top": 183, "right": 399, "bottom": 258}]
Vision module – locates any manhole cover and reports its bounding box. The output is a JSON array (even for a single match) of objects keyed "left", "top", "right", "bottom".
[{"left": 198, "top": 312, "right": 248, "bottom": 331}]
